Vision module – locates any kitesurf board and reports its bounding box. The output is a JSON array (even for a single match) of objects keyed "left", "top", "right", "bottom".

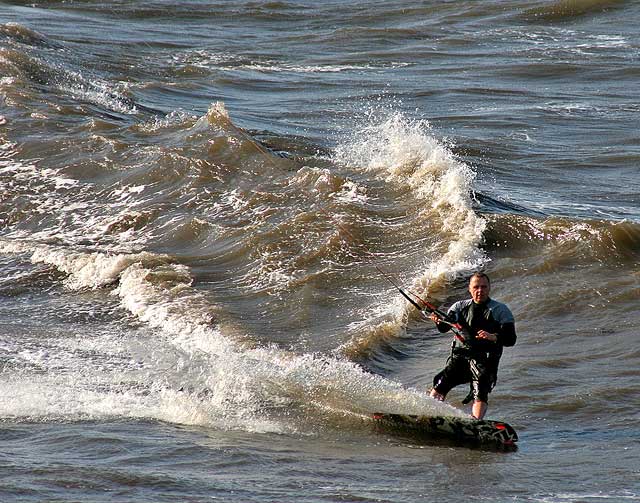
[{"left": 372, "top": 412, "right": 518, "bottom": 448}]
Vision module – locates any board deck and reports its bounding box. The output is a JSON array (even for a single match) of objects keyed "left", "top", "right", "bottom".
[{"left": 372, "top": 412, "right": 518, "bottom": 448}]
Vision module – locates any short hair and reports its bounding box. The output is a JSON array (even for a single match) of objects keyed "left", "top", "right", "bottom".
[{"left": 470, "top": 272, "right": 491, "bottom": 287}]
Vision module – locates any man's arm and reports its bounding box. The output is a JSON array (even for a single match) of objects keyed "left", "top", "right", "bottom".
[
  {"left": 476, "top": 323, "right": 516, "bottom": 345},
  {"left": 497, "top": 322, "right": 516, "bottom": 346},
  {"left": 429, "top": 303, "right": 461, "bottom": 333},
  {"left": 478, "top": 300, "right": 517, "bottom": 346}
]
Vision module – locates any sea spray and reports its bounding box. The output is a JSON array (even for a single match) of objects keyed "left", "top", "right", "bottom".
[{"left": 333, "top": 110, "right": 487, "bottom": 356}]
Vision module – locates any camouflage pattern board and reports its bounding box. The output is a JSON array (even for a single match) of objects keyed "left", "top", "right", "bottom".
[{"left": 372, "top": 412, "right": 518, "bottom": 448}]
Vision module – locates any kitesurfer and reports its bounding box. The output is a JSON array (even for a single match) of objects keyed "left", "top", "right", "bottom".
[{"left": 429, "top": 272, "right": 516, "bottom": 419}]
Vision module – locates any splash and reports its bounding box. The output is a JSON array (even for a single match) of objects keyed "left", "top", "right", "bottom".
[
  {"left": 0, "top": 239, "right": 465, "bottom": 432},
  {"left": 333, "top": 110, "right": 487, "bottom": 355},
  {"left": 334, "top": 111, "right": 486, "bottom": 278}
]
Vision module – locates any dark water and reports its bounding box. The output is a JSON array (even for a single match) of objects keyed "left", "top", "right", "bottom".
[{"left": 1, "top": 1, "right": 639, "bottom": 501}]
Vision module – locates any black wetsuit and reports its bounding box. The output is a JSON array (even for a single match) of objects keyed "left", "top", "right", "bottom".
[{"left": 432, "top": 298, "right": 516, "bottom": 403}]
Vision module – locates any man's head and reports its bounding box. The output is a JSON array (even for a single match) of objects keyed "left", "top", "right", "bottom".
[{"left": 469, "top": 272, "right": 491, "bottom": 304}]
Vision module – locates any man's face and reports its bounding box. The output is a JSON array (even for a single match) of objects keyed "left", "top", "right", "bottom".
[{"left": 469, "top": 276, "right": 491, "bottom": 304}]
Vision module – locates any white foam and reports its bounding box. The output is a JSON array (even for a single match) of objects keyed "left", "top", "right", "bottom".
[
  {"left": 528, "top": 491, "right": 640, "bottom": 503},
  {"left": 240, "top": 61, "right": 411, "bottom": 74},
  {"left": 114, "top": 254, "right": 460, "bottom": 418},
  {"left": 136, "top": 110, "right": 198, "bottom": 133},
  {"left": 0, "top": 153, "right": 154, "bottom": 251},
  {"left": 54, "top": 65, "right": 139, "bottom": 115},
  {"left": 333, "top": 110, "right": 487, "bottom": 308},
  {"left": 170, "top": 49, "right": 411, "bottom": 74},
  {"left": 0, "top": 239, "right": 463, "bottom": 431}
]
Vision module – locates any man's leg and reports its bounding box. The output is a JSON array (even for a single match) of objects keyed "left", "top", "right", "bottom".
[
  {"left": 469, "top": 358, "right": 491, "bottom": 419},
  {"left": 472, "top": 400, "right": 487, "bottom": 419},
  {"left": 431, "top": 355, "right": 467, "bottom": 402}
]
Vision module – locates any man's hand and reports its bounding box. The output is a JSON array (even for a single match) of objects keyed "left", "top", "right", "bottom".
[
  {"left": 428, "top": 313, "right": 441, "bottom": 323},
  {"left": 476, "top": 330, "right": 497, "bottom": 343}
]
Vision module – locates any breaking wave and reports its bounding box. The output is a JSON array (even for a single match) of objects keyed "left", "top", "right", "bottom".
[
  {"left": 333, "top": 111, "right": 487, "bottom": 359},
  {"left": 0, "top": 237, "right": 465, "bottom": 432},
  {"left": 0, "top": 99, "right": 486, "bottom": 432}
]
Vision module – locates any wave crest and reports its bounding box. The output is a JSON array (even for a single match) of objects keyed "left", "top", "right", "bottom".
[
  {"left": 333, "top": 111, "right": 487, "bottom": 359},
  {"left": 486, "top": 215, "right": 640, "bottom": 266},
  {"left": 522, "top": 0, "right": 626, "bottom": 22}
]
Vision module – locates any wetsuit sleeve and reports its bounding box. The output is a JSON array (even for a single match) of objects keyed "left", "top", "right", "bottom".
[
  {"left": 497, "top": 322, "right": 516, "bottom": 347},
  {"left": 434, "top": 303, "right": 460, "bottom": 333},
  {"left": 487, "top": 299, "right": 516, "bottom": 346}
]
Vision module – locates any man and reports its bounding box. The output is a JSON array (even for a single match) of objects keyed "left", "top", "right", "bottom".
[{"left": 428, "top": 272, "right": 516, "bottom": 419}]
